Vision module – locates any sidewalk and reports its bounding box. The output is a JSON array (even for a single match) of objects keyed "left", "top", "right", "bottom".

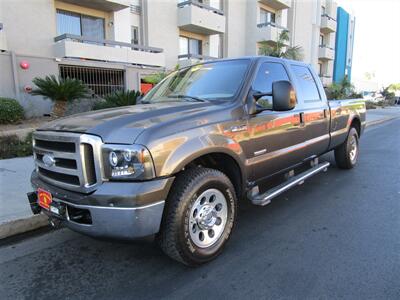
[{"left": 1, "top": 106, "right": 399, "bottom": 239}]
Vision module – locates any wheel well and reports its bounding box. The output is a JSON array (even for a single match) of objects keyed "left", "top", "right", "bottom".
[
  {"left": 350, "top": 118, "right": 361, "bottom": 137},
  {"left": 184, "top": 153, "right": 243, "bottom": 199}
]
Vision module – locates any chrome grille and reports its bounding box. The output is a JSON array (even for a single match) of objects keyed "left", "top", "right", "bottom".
[{"left": 33, "top": 132, "right": 103, "bottom": 193}]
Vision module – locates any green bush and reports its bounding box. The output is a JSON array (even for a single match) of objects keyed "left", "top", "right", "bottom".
[
  {"left": 0, "top": 98, "right": 24, "bottom": 124},
  {"left": 93, "top": 90, "right": 142, "bottom": 110},
  {"left": 0, "top": 132, "right": 33, "bottom": 159}
]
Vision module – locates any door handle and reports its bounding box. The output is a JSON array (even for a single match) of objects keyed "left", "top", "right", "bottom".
[
  {"left": 323, "top": 109, "right": 328, "bottom": 118},
  {"left": 299, "top": 112, "right": 305, "bottom": 124}
]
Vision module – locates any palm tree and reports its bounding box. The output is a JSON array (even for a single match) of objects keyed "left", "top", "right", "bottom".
[
  {"left": 258, "top": 30, "right": 303, "bottom": 61},
  {"left": 32, "top": 75, "right": 89, "bottom": 117}
]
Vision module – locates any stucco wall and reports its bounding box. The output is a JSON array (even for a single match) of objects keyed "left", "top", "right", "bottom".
[{"left": 0, "top": 52, "right": 57, "bottom": 117}]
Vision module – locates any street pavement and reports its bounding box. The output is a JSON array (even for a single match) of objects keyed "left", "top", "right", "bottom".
[{"left": 0, "top": 116, "right": 399, "bottom": 299}]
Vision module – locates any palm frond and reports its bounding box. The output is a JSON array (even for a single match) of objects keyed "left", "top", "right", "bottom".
[{"left": 31, "top": 75, "right": 89, "bottom": 102}]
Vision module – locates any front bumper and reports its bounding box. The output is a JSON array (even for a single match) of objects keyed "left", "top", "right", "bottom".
[{"left": 29, "top": 171, "right": 174, "bottom": 240}]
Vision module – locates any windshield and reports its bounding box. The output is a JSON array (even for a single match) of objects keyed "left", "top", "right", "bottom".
[{"left": 142, "top": 59, "right": 250, "bottom": 103}]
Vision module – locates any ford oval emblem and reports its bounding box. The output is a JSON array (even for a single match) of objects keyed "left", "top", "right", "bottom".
[{"left": 43, "top": 154, "right": 55, "bottom": 167}]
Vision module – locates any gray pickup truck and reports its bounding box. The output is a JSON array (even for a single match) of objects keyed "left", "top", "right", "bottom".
[{"left": 28, "top": 57, "right": 365, "bottom": 265}]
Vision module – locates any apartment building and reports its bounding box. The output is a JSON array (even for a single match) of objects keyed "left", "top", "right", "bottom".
[{"left": 0, "top": 0, "right": 351, "bottom": 117}]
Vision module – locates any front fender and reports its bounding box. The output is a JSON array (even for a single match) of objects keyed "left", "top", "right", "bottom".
[{"left": 150, "top": 132, "right": 247, "bottom": 179}]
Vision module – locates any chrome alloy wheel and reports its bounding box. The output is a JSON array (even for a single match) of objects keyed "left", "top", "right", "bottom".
[
  {"left": 189, "top": 188, "right": 228, "bottom": 248},
  {"left": 349, "top": 134, "right": 358, "bottom": 162}
]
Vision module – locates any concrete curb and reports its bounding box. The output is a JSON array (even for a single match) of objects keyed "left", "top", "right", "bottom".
[
  {"left": 0, "top": 214, "right": 48, "bottom": 240},
  {"left": 0, "top": 114, "right": 398, "bottom": 240}
]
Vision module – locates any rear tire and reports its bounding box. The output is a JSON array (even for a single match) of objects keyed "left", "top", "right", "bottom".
[
  {"left": 334, "top": 127, "right": 359, "bottom": 169},
  {"left": 157, "top": 167, "right": 237, "bottom": 266}
]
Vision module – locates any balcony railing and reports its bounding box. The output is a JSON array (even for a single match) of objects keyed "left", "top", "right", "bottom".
[
  {"left": 257, "top": 22, "right": 287, "bottom": 30},
  {"left": 54, "top": 34, "right": 165, "bottom": 67},
  {"left": 178, "top": 53, "right": 218, "bottom": 67},
  {"left": 256, "top": 22, "right": 288, "bottom": 45},
  {"left": 318, "top": 45, "right": 335, "bottom": 60},
  {"left": 54, "top": 34, "right": 163, "bottom": 53},
  {"left": 177, "top": 0, "right": 224, "bottom": 16},
  {"left": 319, "top": 75, "right": 332, "bottom": 86},
  {"left": 320, "top": 14, "right": 336, "bottom": 33},
  {"left": 177, "top": 0, "right": 225, "bottom": 35},
  {"left": 130, "top": 4, "right": 141, "bottom": 14},
  {"left": 178, "top": 53, "right": 217, "bottom": 60},
  {"left": 321, "top": 13, "right": 336, "bottom": 21}
]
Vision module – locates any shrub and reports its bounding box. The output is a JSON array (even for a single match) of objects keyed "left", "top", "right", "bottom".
[
  {"left": 0, "top": 98, "right": 24, "bottom": 124},
  {"left": 0, "top": 132, "right": 33, "bottom": 159},
  {"left": 325, "top": 76, "right": 360, "bottom": 100},
  {"left": 93, "top": 90, "right": 142, "bottom": 110},
  {"left": 31, "top": 75, "right": 89, "bottom": 117}
]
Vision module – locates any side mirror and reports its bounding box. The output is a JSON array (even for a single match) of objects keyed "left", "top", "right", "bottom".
[{"left": 272, "top": 80, "right": 296, "bottom": 111}]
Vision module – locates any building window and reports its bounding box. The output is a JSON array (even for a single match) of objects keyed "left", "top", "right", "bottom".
[
  {"left": 260, "top": 8, "right": 276, "bottom": 24},
  {"left": 56, "top": 9, "right": 105, "bottom": 40},
  {"left": 179, "top": 36, "right": 202, "bottom": 56},
  {"left": 131, "top": 26, "right": 140, "bottom": 45},
  {"left": 318, "top": 63, "right": 323, "bottom": 76},
  {"left": 319, "top": 34, "right": 325, "bottom": 46}
]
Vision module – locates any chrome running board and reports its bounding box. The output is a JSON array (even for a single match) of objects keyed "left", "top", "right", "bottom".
[{"left": 249, "top": 161, "right": 330, "bottom": 206}]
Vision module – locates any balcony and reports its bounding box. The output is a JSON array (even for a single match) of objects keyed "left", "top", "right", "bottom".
[
  {"left": 54, "top": 34, "right": 165, "bottom": 67},
  {"left": 178, "top": 54, "right": 217, "bottom": 67},
  {"left": 256, "top": 23, "right": 288, "bottom": 45},
  {"left": 320, "top": 75, "right": 332, "bottom": 86},
  {"left": 320, "top": 14, "right": 336, "bottom": 33},
  {"left": 0, "top": 23, "right": 7, "bottom": 51},
  {"left": 318, "top": 45, "right": 335, "bottom": 60},
  {"left": 258, "top": 0, "right": 291, "bottom": 10},
  {"left": 59, "top": 0, "right": 130, "bottom": 12},
  {"left": 177, "top": 1, "right": 226, "bottom": 35}
]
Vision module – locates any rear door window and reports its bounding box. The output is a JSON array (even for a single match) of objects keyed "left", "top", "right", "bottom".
[{"left": 291, "top": 65, "right": 321, "bottom": 102}]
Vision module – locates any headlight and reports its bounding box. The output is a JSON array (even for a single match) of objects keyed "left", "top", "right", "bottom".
[{"left": 102, "top": 144, "right": 155, "bottom": 180}]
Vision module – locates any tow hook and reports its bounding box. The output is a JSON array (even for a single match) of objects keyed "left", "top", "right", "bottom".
[{"left": 49, "top": 217, "right": 61, "bottom": 228}]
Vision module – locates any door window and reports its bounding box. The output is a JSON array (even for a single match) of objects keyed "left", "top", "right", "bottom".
[
  {"left": 252, "top": 62, "right": 289, "bottom": 94},
  {"left": 291, "top": 65, "right": 321, "bottom": 102}
]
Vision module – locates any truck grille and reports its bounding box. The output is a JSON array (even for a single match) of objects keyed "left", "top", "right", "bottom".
[{"left": 33, "top": 132, "right": 103, "bottom": 193}]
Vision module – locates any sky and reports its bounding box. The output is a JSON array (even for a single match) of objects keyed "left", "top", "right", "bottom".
[{"left": 336, "top": 0, "right": 400, "bottom": 87}]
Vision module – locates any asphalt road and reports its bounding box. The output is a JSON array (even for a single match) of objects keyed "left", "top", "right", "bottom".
[{"left": 1, "top": 119, "right": 399, "bottom": 300}]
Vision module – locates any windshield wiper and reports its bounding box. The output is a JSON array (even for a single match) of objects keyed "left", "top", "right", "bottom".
[{"left": 167, "top": 94, "right": 206, "bottom": 102}]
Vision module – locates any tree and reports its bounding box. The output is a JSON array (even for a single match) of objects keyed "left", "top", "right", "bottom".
[
  {"left": 325, "top": 76, "right": 361, "bottom": 100},
  {"left": 258, "top": 30, "right": 303, "bottom": 61},
  {"left": 32, "top": 75, "right": 89, "bottom": 117},
  {"left": 380, "top": 86, "right": 395, "bottom": 100}
]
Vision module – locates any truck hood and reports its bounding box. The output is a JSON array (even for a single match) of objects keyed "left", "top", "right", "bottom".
[{"left": 38, "top": 102, "right": 216, "bottom": 143}]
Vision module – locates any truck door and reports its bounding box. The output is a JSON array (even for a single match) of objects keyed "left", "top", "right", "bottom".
[
  {"left": 244, "top": 61, "right": 305, "bottom": 182},
  {"left": 290, "top": 65, "right": 330, "bottom": 157}
]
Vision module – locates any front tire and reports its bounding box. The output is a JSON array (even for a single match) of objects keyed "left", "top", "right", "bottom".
[
  {"left": 334, "top": 127, "right": 359, "bottom": 169},
  {"left": 157, "top": 167, "right": 237, "bottom": 266}
]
